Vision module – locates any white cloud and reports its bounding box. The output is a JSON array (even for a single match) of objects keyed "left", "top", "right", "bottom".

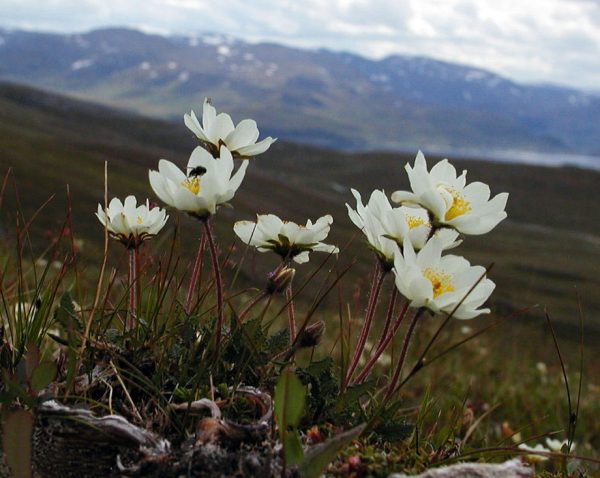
[{"left": 0, "top": 0, "right": 599, "bottom": 89}]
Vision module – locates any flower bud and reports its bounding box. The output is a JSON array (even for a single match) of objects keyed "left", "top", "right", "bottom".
[
  {"left": 266, "top": 266, "right": 295, "bottom": 294},
  {"left": 298, "top": 320, "right": 325, "bottom": 348}
]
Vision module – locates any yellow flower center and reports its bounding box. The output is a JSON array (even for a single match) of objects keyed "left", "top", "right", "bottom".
[
  {"left": 444, "top": 188, "right": 471, "bottom": 221},
  {"left": 406, "top": 215, "right": 427, "bottom": 229},
  {"left": 182, "top": 176, "right": 201, "bottom": 195},
  {"left": 423, "top": 268, "right": 455, "bottom": 298},
  {"left": 136, "top": 216, "right": 143, "bottom": 225}
]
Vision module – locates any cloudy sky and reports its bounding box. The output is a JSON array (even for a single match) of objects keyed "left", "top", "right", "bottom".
[{"left": 1, "top": 0, "right": 599, "bottom": 90}]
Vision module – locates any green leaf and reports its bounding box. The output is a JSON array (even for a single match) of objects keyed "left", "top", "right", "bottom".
[
  {"left": 336, "top": 378, "right": 377, "bottom": 410},
  {"left": 298, "top": 424, "right": 366, "bottom": 478},
  {"left": 55, "top": 291, "right": 80, "bottom": 332},
  {"left": 306, "top": 357, "right": 334, "bottom": 378},
  {"left": 3, "top": 409, "right": 33, "bottom": 478},
  {"left": 283, "top": 430, "right": 304, "bottom": 466},
  {"left": 373, "top": 421, "right": 413, "bottom": 442},
  {"left": 30, "top": 361, "right": 57, "bottom": 392},
  {"left": 24, "top": 345, "right": 40, "bottom": 382},
  {"left": 267, "top": 328, "right": 289, "bottom": 355},
  {"left": 274, "top": 369, "right": 306, "bottom": 430}
]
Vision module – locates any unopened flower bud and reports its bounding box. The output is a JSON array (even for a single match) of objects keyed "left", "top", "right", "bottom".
[
  {"left": 299, "top": 320, "right": 325, "bottom": 348},
  {"left": 266, "top": 266, "right": 295, "bottom": 294}
]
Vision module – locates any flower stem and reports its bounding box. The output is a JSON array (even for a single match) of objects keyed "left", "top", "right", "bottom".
[
  {"left": 343, "top": 262, "right": 386, "bottom": 389},
  {"left": 384, "top": 308, "right": 424, "bottom": 401},
  {"left": 203, "top": 219, "right": 224, "bottom": 358},
  {"left": 375, "top": 287, "right": 397, "bottom": 353},
  {"left": 185, "top": 232, "right": 206, "bottom": 314},
  {"left": 238, "top": 290, "right": 268, "bottom": 323},
  {"left": 127, "top": 247, "right": 139, "bottom": 332},
  {"left": 286, "top": 285, "right": 296, "bottom": 344},
  {"left": 352, "top": 295, "right": 409, "bottom": 385}
]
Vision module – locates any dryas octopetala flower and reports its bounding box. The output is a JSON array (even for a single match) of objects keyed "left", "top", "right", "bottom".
[
  {"left": 545, "top": 438, "right": 574, "bottom": 453},
  {"left": 391, "top": 151, "right": 508, "bottom": 235},
  {"left": 518, "top": 443, "right": 550, "bottom": 463},
  {"left": 346, "top": 189, "right": 460, "bottom": 268},
  {"left": 184, "top": 98, "right": 276, "bottom": 159},
  {"left": 149, "top": 145, "right": 248, "bottom": 219},
  {"left": 392, "top": 237, "right": 495, "bottom": 319},
  {"left": 233, "top": 214, "right": 339, "bottom": 264},
  {"left": 96, "top": 196, "right": 168, "bottom": 248}
]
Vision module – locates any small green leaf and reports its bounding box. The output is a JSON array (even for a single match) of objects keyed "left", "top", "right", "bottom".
[
  {"left": 3, "top": 409, "right": 33, "bottom": 478},
  {"left": 267, "top": 328, "right": 289, "bottom": 355},
  {"left": 283, "top": 430, "right": 304, "bottom": 465},
  {"left": 373, "top": 421, "right": 413, "bottom": 442},
  {"left": 336, "top": 378, "right": 377, "bottom": 410},
  {"left": 55, "top": 291, "right": 80, "bottom": 332},
  {"left": 306, "top": 357, "right": 334, "bottom": 378},
  {"left": 298, "top": 424, "right": 366, "bottom": 478},
  {"left": 30, "top": 361, "right": 57, "bottom": 392},
  {"left": 24, "top": 345, "right": 40, "bottom": 382},
  {"left": 274, "top": 369, "right": 306, "bottom": 430}
]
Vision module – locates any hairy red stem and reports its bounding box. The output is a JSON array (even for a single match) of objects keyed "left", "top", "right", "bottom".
[
  {"left": 343, "top": 263, "right": 386, "bottom": 388},
  {"left": 353, "top": 298, "right": 409, "bottom": 385},
  {"left": 185, "top": 233, "right": 206, "bottom": 314},
  {"left": 204, "top": 219, "right": 224, "bottom": 357},
  {"left": 286, "top": 285, "right": 296, "bottom": 344},
  {"left": 237, "top": 291, "right": 268, "bottom": 323},
  {"left": 384, "top": 308, "right": 424, "bottom": 400},
  {"left": 127, "top": 247, "right": 139, "bottom": 331}
]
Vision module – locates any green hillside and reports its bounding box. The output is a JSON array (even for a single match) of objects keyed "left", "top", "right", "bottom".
[{"left": 1, "top": 81, "right": 599, "bottom": 338}]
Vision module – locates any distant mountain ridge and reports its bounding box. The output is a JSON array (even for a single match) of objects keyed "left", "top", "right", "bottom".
[{"left": 0, "top": 27, "right": 599, "bottom": 157}]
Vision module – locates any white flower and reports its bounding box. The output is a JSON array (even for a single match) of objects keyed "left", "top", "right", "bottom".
[
  {"left": 518, "top": 443, "right": 550, "bottom": 463},
  {"left": 234, "top": 214, "right": 339, "bottom": 264},
  {"left": 149, "top": 145, "right": 248, "bottom": 218},
  {"left": 96, "top": 196, "right": 168, "bottom": 248},
  {"left": 184, "top": 98, "right": 276, "bottom": 158},
  {"left": 346, "top": 189, "right": 460, "bottom": 268},
  {"left": 545, "top": 438, "right": 574, "bottom": 453},
  {"left": 391, "top": 151, "right": 508, "bottom": 235},
  {"left": 392, "top": 237, "right": 495, "bottom": 319}
]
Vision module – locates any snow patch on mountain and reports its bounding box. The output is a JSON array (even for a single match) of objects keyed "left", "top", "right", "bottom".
[
  {"left": 370, "top": 73, "right": 389, "bottom": 83},
  {"left": 71, "top": 59, "right": 93, "bottom": 71},
  {"left": 465, "top": 70, "right": 487, "bottom": 82},
  {"left": 217, "top": 45, "right": 232, "bottom": 57}
]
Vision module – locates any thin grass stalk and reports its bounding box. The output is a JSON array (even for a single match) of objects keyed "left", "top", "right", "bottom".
[
  {"left": 65, "top": 185, "right": 83, "bottom": 305},
  {"left": 185, "top": 233, "right": 206, "bottom": 314},
  {"left": 384, "top": 307, "right": 424, "bottom": 401},
  {"left": 572, "top": 294, "right": 585, "bottom": 452},
  {"left": 203, "top": 219, "right": 224, "bottom": 358},
  {"left": 286, "top": 285, "right": 296, "bottom": 344},
  {"left": 545, "top": 311, "right": 575, "bottom": 447},
  {"left": 279, "top": 262, "right": 353, "bottom": 364},
  {"left": 272, "top": 248, "right": 343, "bottom": 321},
  {"left": 76, "top": 161, "right": 110, "bottom": 395},
  {"left": 343, "top": 262, "right": 386, "bottom": 388}
]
